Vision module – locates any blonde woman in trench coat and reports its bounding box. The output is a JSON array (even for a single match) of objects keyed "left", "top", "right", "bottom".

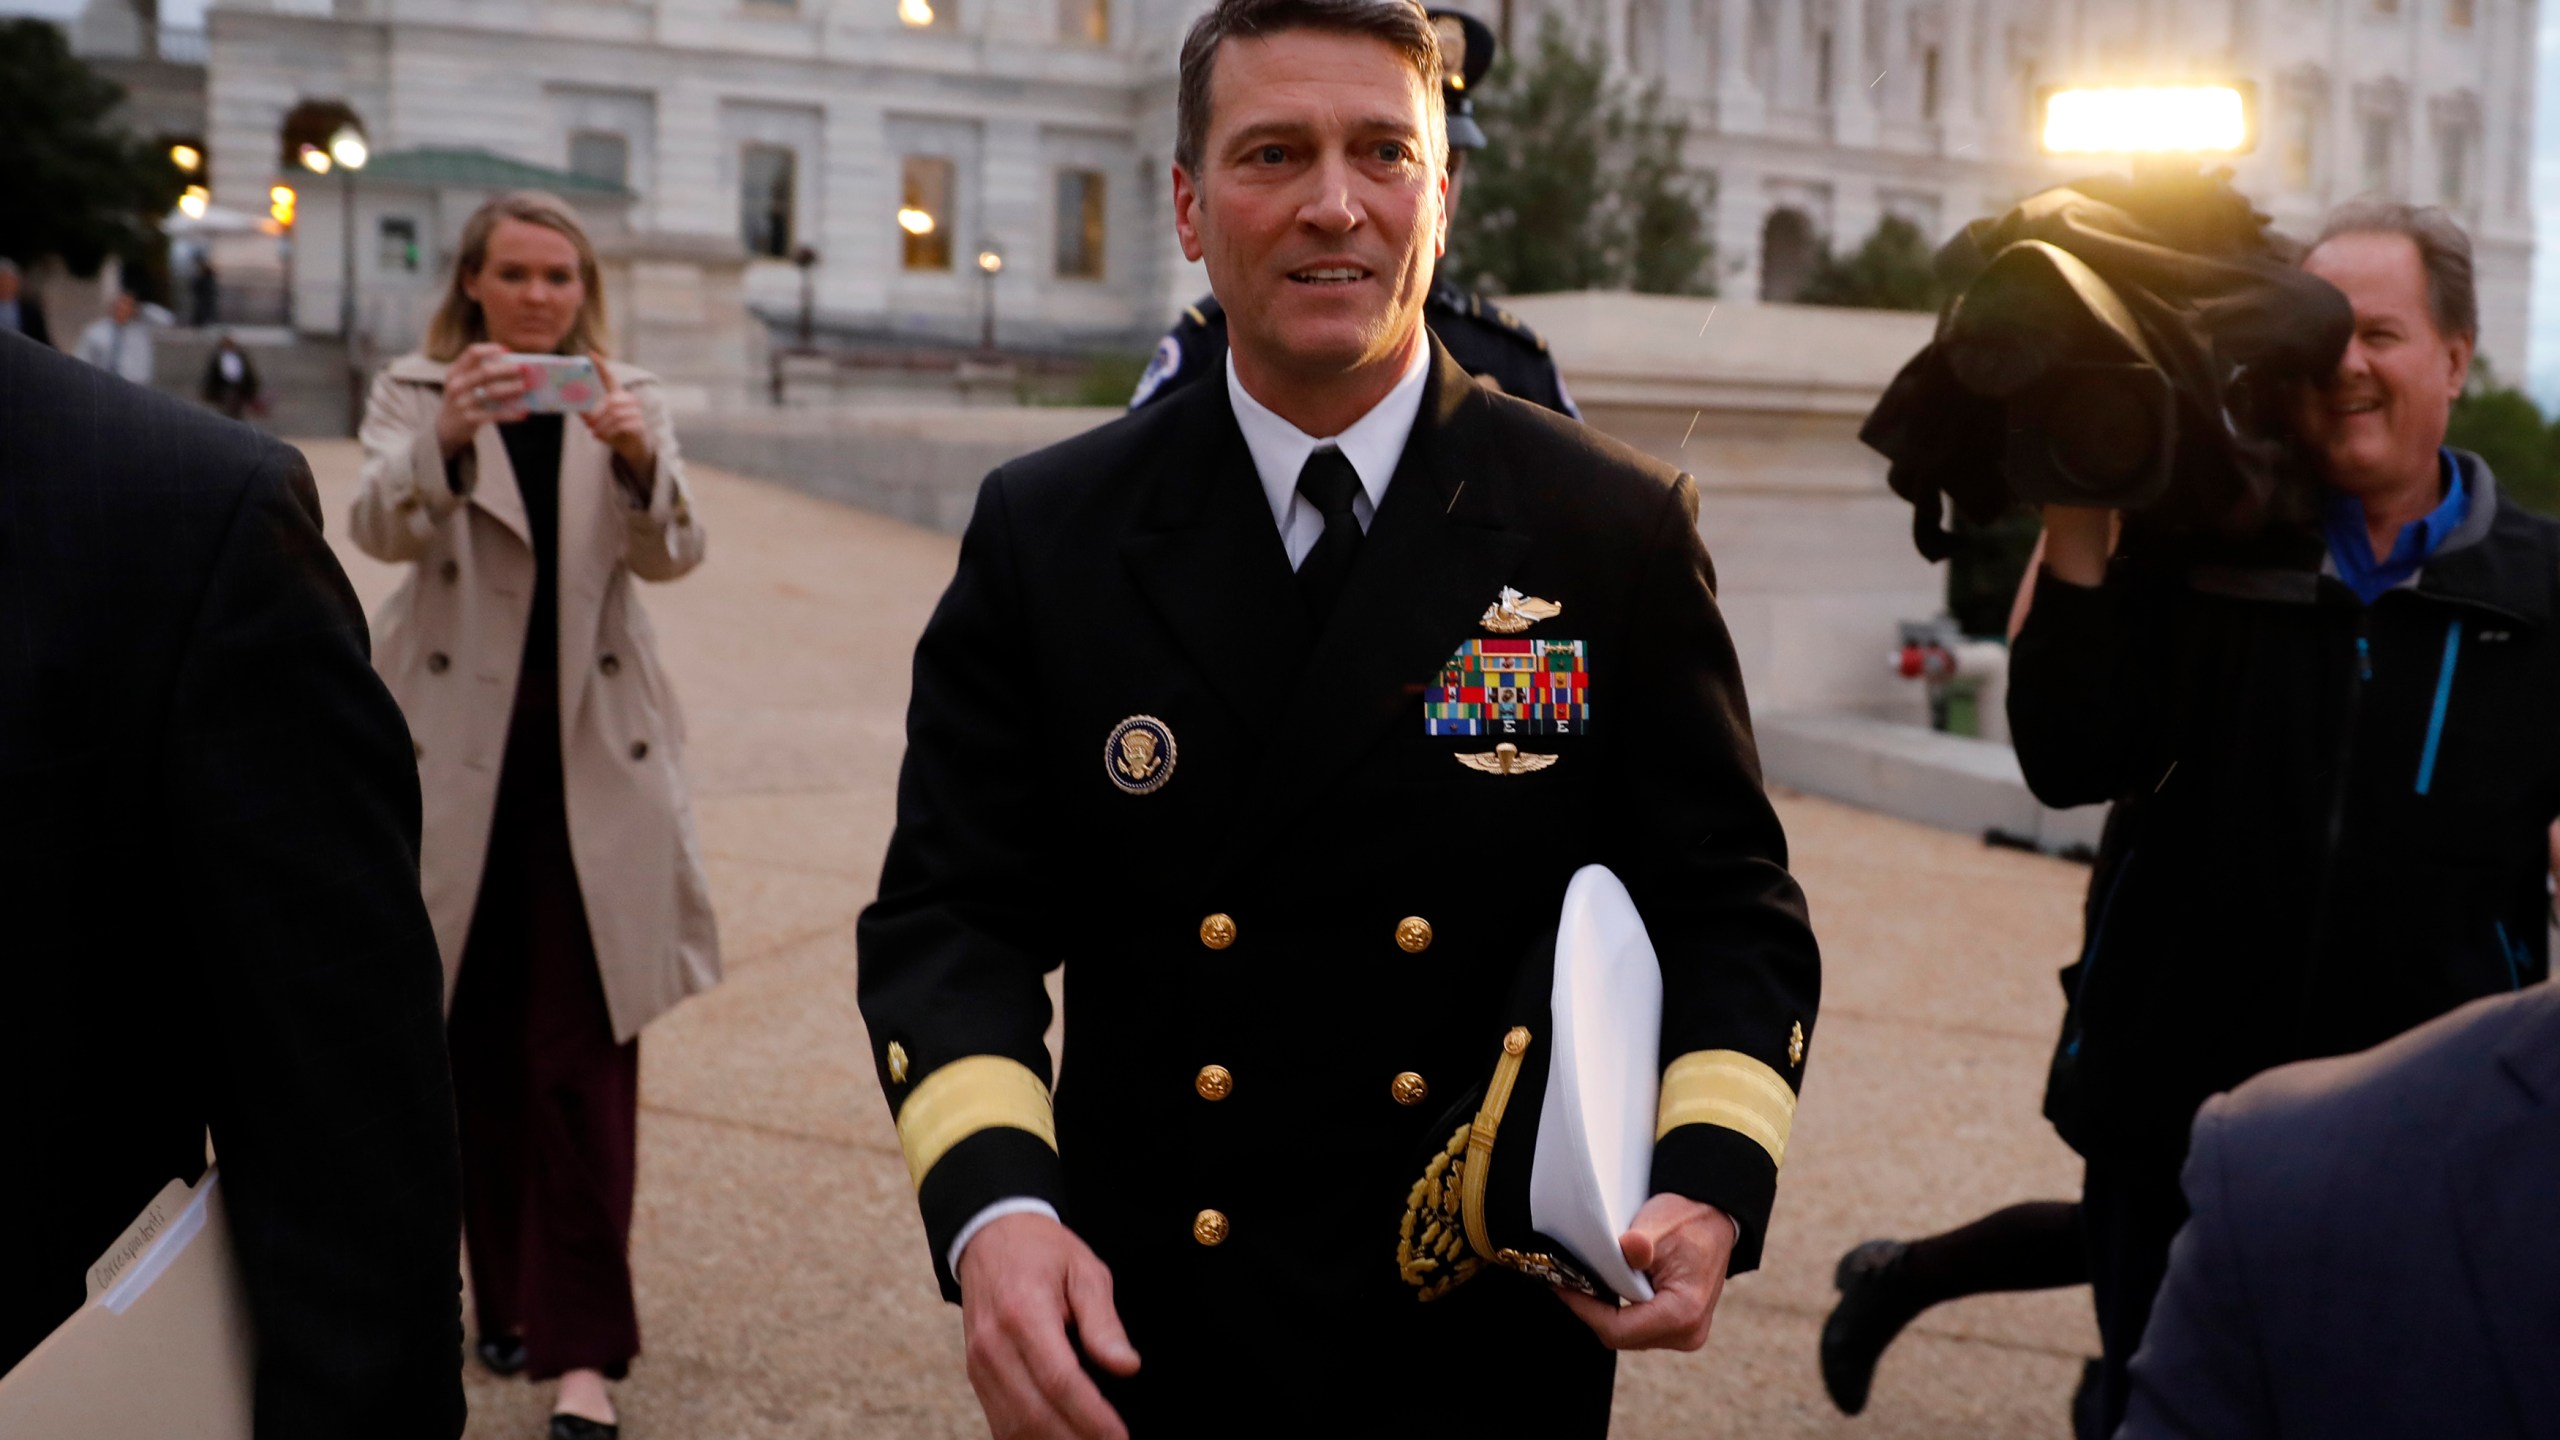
[{"left": 350, "top": 190, "right": 718, "bottom": 1440}]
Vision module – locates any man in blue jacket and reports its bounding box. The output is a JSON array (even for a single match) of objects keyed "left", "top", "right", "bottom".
[{"left": 2010, "top": 199, "right": 2560, "bottom": 1436}]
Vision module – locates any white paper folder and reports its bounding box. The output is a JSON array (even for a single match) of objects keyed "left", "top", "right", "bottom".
[{"left": 0, "top": 1168, "right": 255, "bottom": 1438}]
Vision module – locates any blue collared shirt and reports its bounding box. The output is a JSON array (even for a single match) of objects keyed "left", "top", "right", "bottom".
[{"left": 2324, "top": 450, "right": 2469, "bottom": 606}]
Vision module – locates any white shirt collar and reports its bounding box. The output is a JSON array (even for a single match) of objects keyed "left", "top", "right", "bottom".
[{"left": 1226, "top": 339, "right": 1432, "bottom": 560}]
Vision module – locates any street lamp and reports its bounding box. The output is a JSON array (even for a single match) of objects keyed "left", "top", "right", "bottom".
[
  {"left": 975, "top": 242, "right": 1004, "bottom": 354},
  {"left": 328, "top": 123, "right": 369, "bottom": 435}
]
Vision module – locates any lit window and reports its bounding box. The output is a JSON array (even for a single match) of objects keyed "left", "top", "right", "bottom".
[
  {"left": 1054, "top": 170, "right": 1105, "bottom": 279},
  {"left": 2361, "top": 112, "right": 2395, "bottom": 195},
  {"left": 2448, "top": 0, "right": 2473, "bottom": 26},
  {"left": 901, "top": 155, "right": 954, "bottom": 271},
  {"left": 2279, "top": 97, "right": 2317, "bottom": 191},
  {"left": 741, "top": 143, "right": 796, "bottom": 258},
  {"left": 379, "top": 216, "right": 420, "bottom": 273},
  {"left": 1060, "top": 0, "right": 1106, "bottom": 43},
  {"left": 2439, "top": 119, "right": 2473, "bottom": 207},
  {"left": 570, "top": 130, "right": 630, "bottom": 189}
]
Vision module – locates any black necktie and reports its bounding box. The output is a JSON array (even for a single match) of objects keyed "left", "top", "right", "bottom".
[{"left": 1294, "top": 446, "right": 1365, "bottom": 624}]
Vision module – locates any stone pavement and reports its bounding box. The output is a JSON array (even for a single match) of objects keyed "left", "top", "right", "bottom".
[{"left": 299, "top": 439, "right": 2099, "bottom": 1439}]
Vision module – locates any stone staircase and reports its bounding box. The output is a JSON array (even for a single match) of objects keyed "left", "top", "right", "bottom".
[{"left": 154, "top": 328, "right": 358, "bottom": 439}]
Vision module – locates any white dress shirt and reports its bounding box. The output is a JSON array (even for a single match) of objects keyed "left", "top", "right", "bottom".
[
  {"left": 1226, "top": 339, "right": 1432, "bottom": 569},
  {"left": 943, "top": 338, "right": 1436, "bottom": 1280}
]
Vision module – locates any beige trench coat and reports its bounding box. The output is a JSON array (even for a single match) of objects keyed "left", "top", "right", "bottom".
[{"left": 351, "top": 351, "right": 720, "bottom": 1042}]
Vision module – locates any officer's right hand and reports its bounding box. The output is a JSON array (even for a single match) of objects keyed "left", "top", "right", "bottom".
[{"left": 957, "top": 1213, "right": 1140, "bottom": 1440}]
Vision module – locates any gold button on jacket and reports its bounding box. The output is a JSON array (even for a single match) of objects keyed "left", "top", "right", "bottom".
[
  {"left": 1199, "top": 913, "right": 1237, "bottom": 950},
  {"left": 1193, "top": 1209, "right": 1230, "bottom": 1246},
  {"left": 1391, "top": 1071, "right": 1429, "bottom": 1106},
  {"left": 1195, "top": 1064, "right": 1233, "bottom": 1101},
  {"left": 1395, "top": 916, "right": 1434, "bottom": 953}
]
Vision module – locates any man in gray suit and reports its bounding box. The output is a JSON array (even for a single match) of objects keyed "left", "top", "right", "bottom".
[{"left": 2119, "top": 983, "right": 2560, "bottom": 1438}]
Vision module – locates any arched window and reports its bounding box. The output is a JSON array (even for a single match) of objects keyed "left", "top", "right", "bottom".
[{"left": 1760, "top": 207, "right": 1820, "bottom": 302}]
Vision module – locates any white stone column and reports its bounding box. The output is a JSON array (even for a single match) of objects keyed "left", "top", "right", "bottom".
[
  {"left": 1831, "top": 0, "right": 1874, "bottom": 145},
  {"left": 1939, "top": 0, "right": 1979, "bottom": 155},
  {"left": 1662, "top": 0, "right": 1701, "bottom": 100},
  {"left": 1715, "top": 0, "right": 1760, "bottom": 132}
]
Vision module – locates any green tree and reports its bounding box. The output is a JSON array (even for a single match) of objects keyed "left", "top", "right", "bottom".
[
  {"left": 0, "top": 19, "right": 184, "bottom": 275},
  {"left": 1798, "top": 214, "right": 1945, "bottom": 312},
  {"left": 1614, "top": 85, "right": 1714, "bottom": 295},
  {"left": 1449, "top": 15, "right": 1712, "bottom": 296},
  {"left": 2446, "top": 363, "right": 2560, "bottom": 517},
  {"left": 1448, "top": 18, "right": 1619, "bottom": 295}
]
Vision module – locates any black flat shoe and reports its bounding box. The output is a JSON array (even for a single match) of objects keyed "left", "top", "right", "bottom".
[
  {"left": 547, "top": 1415, "right": 617, "bottom": 1440},
  {"left": 477, "top": 1334, "right": 528, "bottom": 1377},
  {"left": 1819, "top": 1238, "right": 1922, "bottom": 1416}
]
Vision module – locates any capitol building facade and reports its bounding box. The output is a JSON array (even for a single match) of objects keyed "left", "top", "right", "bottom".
[{"left": 197, "top": 0, "right": 2537, "bottom": 377}]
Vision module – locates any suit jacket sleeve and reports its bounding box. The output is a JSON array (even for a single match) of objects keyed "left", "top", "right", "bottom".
[
  {"left": 2118, "top": 1100, "right": 2277, "bottom": 1440},
  {"left": 1607, "top": 477, "right": 1822, "bottom": 1275},
  {"left": 169, "top": 444, "right": 465, "bottom": 1437},
  {"left": 857, "top": 472, "right": 1070, "bottom": 1301}
]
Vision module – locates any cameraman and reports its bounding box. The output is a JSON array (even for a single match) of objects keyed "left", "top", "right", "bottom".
[{"left": 2011, "top": 199, "right": 2560, "bottom": 1437}]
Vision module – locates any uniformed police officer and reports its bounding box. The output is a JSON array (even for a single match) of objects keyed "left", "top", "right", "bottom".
[
  {"left": 858, "top": 1, "right": 1819, "bottom": 1436},
  {"left": 1127, "top": 6, "right": 1581, "bottom": 419}
]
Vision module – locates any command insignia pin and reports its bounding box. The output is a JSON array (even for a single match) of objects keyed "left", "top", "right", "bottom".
[
  {"left": 1788, "top": 1022, "right": 1806, "bottom": 1067},
  {"left": 1455, "top": 742, "right": 1558, "bottom": 776},
  {"left": 1104, "top": 715, "right": 1177, "bottom": 795},
  {"left": 1480, "top": 586, "right": 1563, "bottom": 634}
]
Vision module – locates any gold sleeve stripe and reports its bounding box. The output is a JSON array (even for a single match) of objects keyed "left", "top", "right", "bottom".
[
  {"left": 894, "top": 1055, "right": 1058, "bottom": 1190},
  {"left": 1655, "top": 1049, "right": 1796, "bottom": 1169}
]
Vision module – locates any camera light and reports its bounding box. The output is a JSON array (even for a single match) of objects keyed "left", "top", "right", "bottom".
[{"left": 2040, "top": 84, "right": 2252, "bottom": 157}]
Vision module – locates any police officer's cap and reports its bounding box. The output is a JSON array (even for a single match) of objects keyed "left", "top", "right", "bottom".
[{"left": 1428, "top": 8, "right": 1497, "bottom": 152}]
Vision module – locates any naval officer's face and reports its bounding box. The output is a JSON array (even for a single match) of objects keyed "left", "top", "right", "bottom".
[{"left": 1174, "top": 27, "right": 1446, "bottom": 385}]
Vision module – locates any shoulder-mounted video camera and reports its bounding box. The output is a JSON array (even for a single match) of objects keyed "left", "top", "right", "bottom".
[{"left": 1862, "top": 169, "right": 2352, "bottom": 564}]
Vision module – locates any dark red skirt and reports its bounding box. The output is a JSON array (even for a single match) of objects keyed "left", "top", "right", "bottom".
[{"left": 447, "top": 713, "right": 641, "bottom": 1381}]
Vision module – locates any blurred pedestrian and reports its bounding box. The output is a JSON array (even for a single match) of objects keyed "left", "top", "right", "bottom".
[
  {"left": 349, "top": 189, "right": 718, "bottom": 1440},
  {"left": 74, "top": 290, "right": 168, "bottom": 386},
  {"left": 192, "top": 257, "right": 221, "bottom": 328},
  {"left": 0, "top": 258, "right": 50, "bottom": 346},
  {"left": 2120, "top": 983, "right": 2560, "bottom": 1438},
  {"left": 201, "top": 332, "right": 263, "bottom": 420},
  {"left": 0, "top": 328, "right": 467, "bottom": 1435},
  {"left": 2011, "top": 200, "right": 2560, "bottom": 1436}
]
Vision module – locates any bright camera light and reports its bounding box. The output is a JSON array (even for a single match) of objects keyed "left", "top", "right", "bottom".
[
  {"left": 897, "top": 206, "right": 938, "bottom": 236},
  {"left": 299, "top": 146, "right": 332, "bottom": 175},
  {"left": 328, "top": 128, "right": 369, "bottom": 171},
  {"left": 898, "top": 0, "right": 934, "bottom": 24},
  {"left": 2040, "top": 84, "right": 2251, "bottom": 157},
  {"left": 169, "top": 143, "right": 202, "bottom": 172},
  {"left": 178, "top": 185, "right": 210, "bottom": 219}
]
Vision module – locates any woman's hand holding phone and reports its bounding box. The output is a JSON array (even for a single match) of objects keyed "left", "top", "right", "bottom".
[
  {"left": 436, "top": 342, "right": 530, "bottom": 458},
  {"left": 581, "top": 352, "right": 655, "bottom": 495}
]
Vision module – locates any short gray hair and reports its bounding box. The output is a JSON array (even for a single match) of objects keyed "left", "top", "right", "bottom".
[{"left": 2313, "top": 199, "right": 2477, "bottom": 342}]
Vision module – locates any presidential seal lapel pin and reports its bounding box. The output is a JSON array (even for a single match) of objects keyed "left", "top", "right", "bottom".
[
  {"left": 1455, "top": 743, "right": 1558, "bottom": 776},
  {"left": 1104, "top": 715, "right": 1177, "bottom": 795},
  {"left": 1480, "top": 586, "right": 1562, "bottom": 634}
]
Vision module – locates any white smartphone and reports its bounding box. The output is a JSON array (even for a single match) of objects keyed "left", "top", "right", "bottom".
[{"left": 505, "top": 353, "right": 605, "bottom": 414}]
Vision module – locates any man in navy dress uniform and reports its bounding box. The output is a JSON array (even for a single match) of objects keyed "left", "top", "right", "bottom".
[{"left": 858, "top": 2, "right": 1819, "bottom": 1435}]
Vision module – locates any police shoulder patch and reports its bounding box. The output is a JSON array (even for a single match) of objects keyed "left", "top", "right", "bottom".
[{"left": 1128, "top": 334, "right": 1182, "bottom": 410}]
